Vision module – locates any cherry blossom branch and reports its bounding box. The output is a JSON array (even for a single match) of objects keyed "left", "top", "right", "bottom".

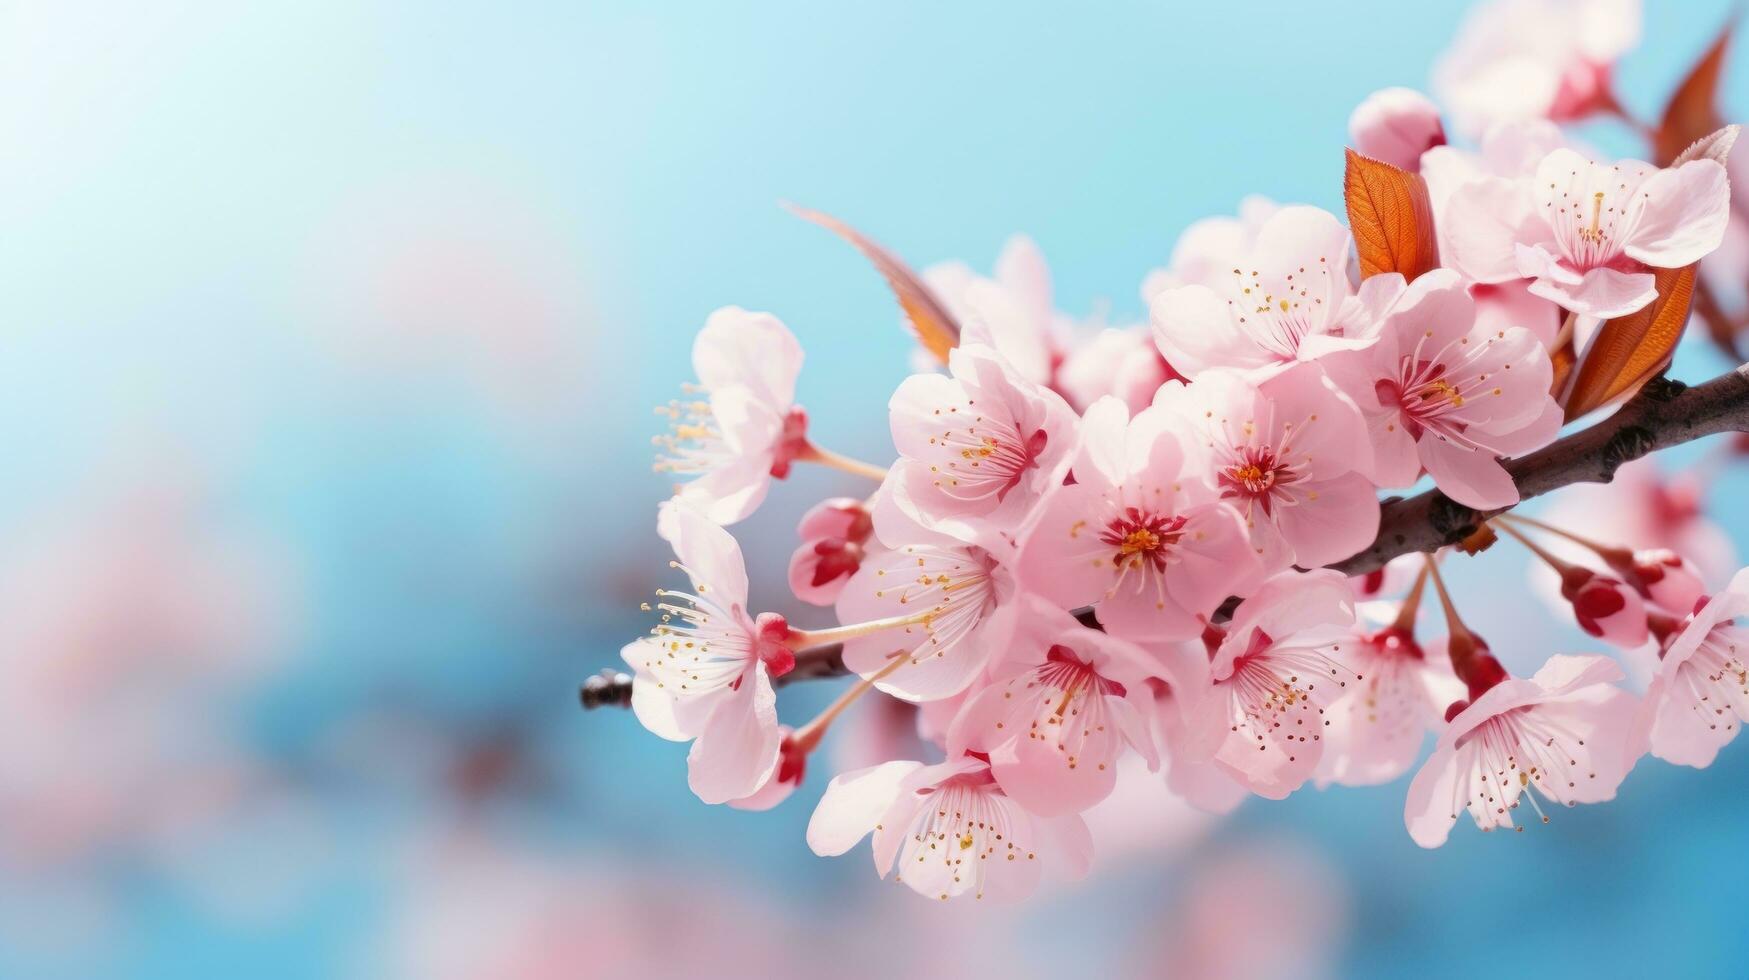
[
  {"left": 582, "top": 362, "right": 1749, "bottom": 709},
  {"left": 1327, "top": 361, "right": 1749, "bottom": 576}
]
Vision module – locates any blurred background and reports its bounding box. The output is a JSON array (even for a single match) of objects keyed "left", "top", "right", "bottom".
[{"left": 1, "top": 1, "right": 1746, "bottom": 977}]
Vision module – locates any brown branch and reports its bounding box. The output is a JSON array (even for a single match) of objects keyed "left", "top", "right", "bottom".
[
  {"left": 582, "top": 362, "right": 1749, "bottom": 710},
  {"left": 1328, "top": 362, "right": 1749, "bottom": 575}
]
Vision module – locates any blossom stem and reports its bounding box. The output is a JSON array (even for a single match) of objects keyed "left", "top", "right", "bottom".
[
  {"left": 1492, "top": 519, "right": 1578, "bottom": 574},
  {"left": 1391, "top": 561, "right": 1433, "bottom": 632},
  {"left": 787, "top": 610, "right": 933, "bottom": 648},
  {"left": 799, "top": 443, "right": 889, "bottom": 482},
  {"left": 789, "top": 652, "right": 908, "bottom": 755},
  {"left": 1496, "top": 512, "right": 1623, "bottom": 560},
  {"left": 1423, "top": 557, "right": 1469, "bottom": 643}
]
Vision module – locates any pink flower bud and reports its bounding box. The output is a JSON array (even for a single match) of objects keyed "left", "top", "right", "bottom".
[
  {"left": 1347, "top": 87, "right": 1446, "bottom": 172},
  {"left": 1560, "top": 568, "right": 1649, "bottom": 648},
  {"left": 1622, "top": 548, "right": 1706, "bottom": 616},
  {"left": 786, "top": 498, "right": 872, "bottom": 606}
]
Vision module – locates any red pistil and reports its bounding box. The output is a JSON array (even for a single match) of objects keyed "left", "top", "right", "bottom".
[
  {"left": 1099, "top": 508, "right": 1187, "bottom": 574},
  {"left": 768, "top": 407, "right": 811, "bottom": 479}
]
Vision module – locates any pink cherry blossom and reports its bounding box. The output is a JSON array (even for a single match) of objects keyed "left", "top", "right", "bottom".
[
  {"left": 1404, "top": 653, "right": 1639, "bottom": 847},
  {"left": 924, "top": 235, "right": 1065, "bottom": 388},
  {"left": 1445, "top": 148, "right": 1732, "bottom": 318},
  {"left": 805, "top": 755, "right": 1091, "bottom": 902},
  {"left": 1622, "top": 549, "right": 1706, "bottom": 615},
  {"left": 620, "top": 501, "right": 790, "bottom": 804},
  {"left": 1422, "top": 120, "right": 1569, "bottom": 245},
  {"left": 1318, "top": 627, "right": 1466, "bottom": 788},
  {"left": 1638, "top": 568, "right": 1749, "bottom": 768},
  {"left": 1151, "top": 205, "right": 1405, "bottom": 380},
  {"left": 834, "top": 503, "right": 1020, "bottom": 702},
  {"left": 727, "top": 726, "right": 807, "bottom": 811},
  {"left": 1433, "top": 0, "right": 1641, "bottom": 137},
  {"left": 1347, "top": 87, "right": 1446, "bottom": 172},
  {"left": 887, "top": 344, "right": 1077, "bottom": 539},
  {"left": 1181, "top": 570, "right": 1360, "bottom": 799},
  {"left": 1145, "top": 671, "right": 1254, "bottom": 815},
  {"left": 1421, "top": 122, "right": 1571, "bottom": 350},
  {"left": 946, "top": 597, "right": 1168, "bottom": 816},
  {"left": 787, "top": 497, "right": 874, "bottom": 606},
  {"left": 1156, "top": 367, "right": 1379, "bottom": 571},
  {"left": 1321, "top": 268, "right": 1562, "bottom": 508},
  {"left": 1017, "top": 397, "right": 1262, "bottom": 641},
  {"left": 1141, "top": 195, "right": 1283, "bottom": 303},
  {"left": 1055, "top": 326, "right": 1180, "bottom": 414},
  {"left": 655, "top": 307, "right": 808, "bottom": 525},
  {"left": 1558, "top": 566, "right": 1649, "bottom": 648}
]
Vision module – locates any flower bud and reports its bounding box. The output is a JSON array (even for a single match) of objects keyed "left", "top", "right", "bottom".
[
  {"left": 1347, "top": 87, "right": 1446, "bottom": 172},
  {"left": 786, "top": 498, "right": 873, "bottom": 605},
  {"left": 1615, "top": 548, "right": 1706, "bottom": 616},
  {"left": 1560, "top": 567, "right": 1649, "bottom": 648}
]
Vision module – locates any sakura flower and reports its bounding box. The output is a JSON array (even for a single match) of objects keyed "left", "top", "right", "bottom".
[
  {"left": 1321, "top": 269, "right": 1563, "bottom": 509},
  {"left": 1405, "top": 653, "right": 1639, "bottom": 847},
  {"left": 1319, "top": 624, "right": 1466, "bottom": 788},
  {"left": 834, "top": 503, "right": 1019, "bottom": 702},
  {"left": 887, "top": 344, "right": 1077, "bottom": 539},
  {"left": 727, "top": 726, "right": 806, "bottom": 812},
  {"left": 620, "top": 501, "right": 790, "bottom": 804},
  {"left": 1055, "top": 326, "right": 1180, "bottom": 414},
  {"left": 1181, "top": 570, "right": 1361, "bottom": 799},
  {"left": 947, "top": 598, "right": 1168, "bottom": 816},
  {"left": 787, "top": 497, "right": 874, "bottom": 606},
  {"left": 1145, "top": 671, "right": 1254, "bottom": 815},
  {"left": 805, "top": 755, "right": 1091, "bottom": 902},
  {"left": 924, "top": 235, "right": 1065, "bottom": 388},
  {"left": 1559, "top": 566, "right": 1648, "bottom": 647},
  {"left": 1421, "top": 120, "right": 1570, "bottom": 243},
  {"left": 1638, "top": 568, "right": 1749, "bottom": 768},
  {"left": 1141, "top": 195, "right": 1283, "bottom": 303},
  {"left": 1017, "top": 397, "right": 1262, "bottom": 641},
  {"left": 1347, "top": 87, "right": 1446, "bottom": 172},
  {"left": 1432, "top": 0, "right": 1641, "bottom": 138},
  {"left": 655, "top": 307, "right": 808, "bottom": 524},
  {"left": 1150, "top": 206, "right": 1405, "bottom": 380},
  {"left": 1445, "top": 148, "right": 1733, "bottom": 318},
  {"left": 1620, "top": 549, "right": 1706, "bottom": 615},
  {"left": 1156, "top": 367, "right": 1378, "bottom": 571},
  {"left": 1420, "top": 122, "right": 1571, "bottom": 348}
]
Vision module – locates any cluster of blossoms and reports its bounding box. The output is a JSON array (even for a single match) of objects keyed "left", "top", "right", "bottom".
[{"left": 611, "top": 0, "right": 1749, "bottom": 901}]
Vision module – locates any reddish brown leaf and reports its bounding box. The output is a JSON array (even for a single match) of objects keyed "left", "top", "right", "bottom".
[
  {"left": 1549, "top": 338, "right": 1577, "bottom": 401},
  {"left": 784, "top": 203, "right": 960, "bottom": 364},
  {"left": 1654, "top": 19, "right": 1733, "bottom": 165},
  {"left": 1563, "top": 264, "right": 1698, "bottom": 421},
  {"left": 1343, "top": 149, "right": 1440, "bottom": 281}
]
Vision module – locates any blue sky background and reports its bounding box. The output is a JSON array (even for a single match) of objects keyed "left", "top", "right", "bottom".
[{"left": 0, "top": 1, "right": 1746, "bottom": 977}]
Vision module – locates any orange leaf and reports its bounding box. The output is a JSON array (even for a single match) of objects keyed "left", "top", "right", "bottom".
[
  {"left": 1654, "top": 18, "right": 1732, "bottom": 165},
  {"left": 784, "top": 203, "right": 960, "bottom": 364},
  {"left": 1549, "top": 338, "right": 1577, "bottom": 401},
  {"left": 1343, "top": 149, "right": 1440, "bottom": 282},
  {"left": 1563, "top": 264, "right": 1697, "bottom": 421}
]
